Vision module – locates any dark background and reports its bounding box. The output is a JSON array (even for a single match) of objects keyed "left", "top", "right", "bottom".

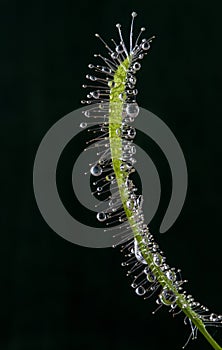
[{"left": 1, "top": 0, "right": 222, "bottom": 349}]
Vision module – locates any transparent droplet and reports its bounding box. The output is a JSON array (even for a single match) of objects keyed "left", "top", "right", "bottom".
[
  {"left": 84, "top": 110, "right": 90, "bottom": 118},
  {"left": 90, "top": 165, "right": 102, "bottom": 176},
  {"left": 97, "top": 187, "right": 102, "bottom": 192},
  {"left": 135, "top": 286, "right": 146, "bottom": 296},
  {"left": 126, "top": 89, "right": 134, "bottom": 95},
  {"left": 166, "top": 270, "right": 177, "bottom": 282},
  {"left": 129, "top": 157, "right": 137, "bottom": 165},
  {"left": 101, "top": 66, "right": 111, "bottom": 73},
  {"left": 116, "top": 128, "right": 122, "bottom": 136},
  {"left": 147, "top": 273, "right": 156, "bottom": 283},
  {"left": 210, "top": 313, "right": 218, "bottom": 322},
  {"left": 91, "top": 91, "right": 100, "bottom": 99},
  {"left": 127, "top": 128, "right": 136, "bottom": 139},
  {"left": 120, "top": 163, "right": 128, "bottom": 171},
  {"left": 133, "top": 62, "right": 141, "bottom": 71},
  {"left": 80, "top": 122, "right": 87, "bottom": 128},
  {"left": 111, "top": 52, "right": 118, "bottom": 59},
  {"left": 143, "top": 266, "right": 149, "bottom": 274},
  {"left": 134, "top": 239, "right": 147, "bottom": 264},
  {"left": 106, "top": 175, "right": 114, "bottom": 181},
  {"left": 126, "top": 199, "right": 135, "bottom": 210},
  {"left": 96, "top": 212, "right": 107, "bottom": 222},
  {"left": 131, "top": 282, "right": 137, "bottom": 288},
  {"left": 108, "top": 80, "right": 116, "bottom": 88},
  {"left": 116, "top": 44, "right": 124, "bottom": 53},
  {"left": 119, "top": 93, "right": 125, "bottom": 101},
  {"left": 142, "top": 42, "right": 150, "bottom": 50},
  {"left": 153, "top": 253, "right": 163, "bottom": 267},
  {"left": 88, "top": 75, "right": 97, "bottom": 81},
  {"left": 127, "top": 83, "right": 135, "bottom": 90},
  {"left": 159, "top": 289, "right": 177, "bottom": 306},
  {"left": 131, "top": 146, "right": 136, "bottom": 154},
  {"left": 128, "top": 75, "right": 137, "bottom": 85},
  {"left": 126, "top": 103, "right": 139, "bottom": 118},
  {"left": 137, "top": 195, "right": 143, "bottom": 209}
]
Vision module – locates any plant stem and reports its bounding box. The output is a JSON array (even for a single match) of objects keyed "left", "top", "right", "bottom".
[{"left": 108, "top": 57, "right": 222, "bottom": 350}]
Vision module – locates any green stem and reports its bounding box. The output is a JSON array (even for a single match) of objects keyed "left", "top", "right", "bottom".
[{"left": 108, "top": 57, "right": 222, "bottom": 350}]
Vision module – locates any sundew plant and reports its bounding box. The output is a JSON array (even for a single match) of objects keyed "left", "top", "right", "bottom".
[{"left": 80, "top": 12, "right": 222, "bottom": 349}]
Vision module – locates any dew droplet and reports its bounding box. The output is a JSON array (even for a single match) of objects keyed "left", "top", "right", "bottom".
[
  {"left": 96, "top": 212, "right": 107, "bottom": 222},
  {"left": 126, "top": 199, "right": 135, "bottom": 210},
  {"left": 116, "top": 128, "right": 122, "bottom": 136},
  {"left": 129, "top": 157, "right": 137, "bottom": 165},
  {"left": 80, "top": 122, "right": 87, "bottom": 128},
  {"left": 166, "top": 270, "right": 177, "bottom": 282},
  {"left": 153, "top": 253, "right": 163, "bottom": 266},
  {"left": 131, "top": 145, "right": 136, "bottom": 154},
  {"left": 134, "top": 239, "right": 147, "bottom": 264},
  {"left": 127, "top": 127, "right": 136, "bottom": 139},
  {"left": 127, "top": 83, "right": 135, "bottom": 90},
  {"left": 143, "top": 266, "right": 149, "bottom": 274},
  {"left": 142, "top": 41, "right": 150, "bottom": 50},
  {"left": 147, "top": 273, "right": 156, "bottom": 283},
  {"left": 84, "top": 110, "right": 90, "bottom": 117},
  {"left": 210, "top": 313, "right": 218, "bottom": 322},
  {"left": 106, "top": 175, "right": 114, "bottom": 182},
  {"left": 159, "top": 289, "right": 177, "bottom": 306},
  {"left": 116, "top": 44, "right": 124, "bottom": 53},
  {"left": 135, "top": 286, "right": 146, "bottom": 296},
  {"left": 131, "top": 282, "right": 137, "bottom": 288},
  {"left": 133, "top": 62, "right": 141, "bottom": 71},
  {"left": 126, "top": 103, "right": 139, "bottom": 118},
  {"left": 88, "top": 75, "right": 97, "bottom": 81},
  {"left": 101, "top": 66, "right": 112, "bottom": 73},
  {"left": 90, "top": 165, "right": 102, "bottom": 176},
  {"left": 91, "top": 91, "right": 100, "bottom": 99},
  {"left": 119, "top": 217, "right": 124, "bottom": 222},
  {"left": 128, "top": 75, "right": 137, "bottom": 85},
  {"left": 119, "top": 93, "right": 125, "bottom": 101},
  {"left": 120, "top": 163, "right": 128, "bottom": 171},
  {"left": 111, "top": 52, "right": 118, "bottom": 59},
  {"left": 136, "top": 195, "right": 143, "bottom": 208},
  {"left": 108, "top": 80, "right": 116, "bottom": 88}
]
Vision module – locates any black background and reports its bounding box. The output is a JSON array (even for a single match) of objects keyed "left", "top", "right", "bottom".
[{"left": 1, "top": 0, "right": 222, "bottom": 349}]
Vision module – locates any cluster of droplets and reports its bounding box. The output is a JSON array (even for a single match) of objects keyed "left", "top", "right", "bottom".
[
  {"left": 81, "top": 101, "right": 143, "bottom": 240},
  {"left": 81, "top": 11, "right": 154, "bottom": 106},
  {"left": 121, "top": 233, "right": 182, "bottom": 303},
  {"left": 120, "top": 231, "right": 222, "bottom": 347},
  {"left": 80, "top": 11, "right": 222, "bottom": 350}
]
